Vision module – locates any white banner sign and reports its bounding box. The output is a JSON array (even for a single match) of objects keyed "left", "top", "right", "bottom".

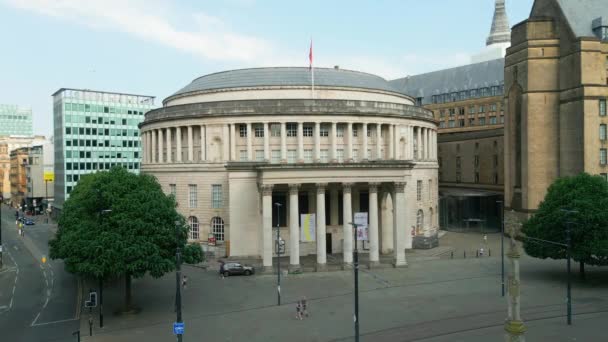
[
  {"left": 300, "top": 213, "right": 316, "bottom": 242},
  {"left": 354, "top": 212, "right": 368, "bottom": 241}
]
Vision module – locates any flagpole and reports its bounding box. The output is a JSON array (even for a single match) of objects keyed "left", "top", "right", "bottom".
[{"left": 311, "top": 66, "right": 315, "bottom": 100}]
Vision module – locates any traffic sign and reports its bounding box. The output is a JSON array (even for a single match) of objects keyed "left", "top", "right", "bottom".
[{"left": 173, "top": 322, "right": 184, "bottom": 335}]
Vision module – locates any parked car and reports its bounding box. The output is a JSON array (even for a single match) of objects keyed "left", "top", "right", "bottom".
[
  {"left": 221, "top": 262, "right": 255, "bottom": 277},
  {"left": 24, "top": 218, "right": 35, "bottom": 225}
]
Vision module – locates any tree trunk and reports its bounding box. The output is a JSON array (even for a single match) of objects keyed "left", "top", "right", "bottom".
[
  {"left": 579, "top": 261, "right": 585, "bottom": 281},
  {"left": 125, "top": 273, "right": 132, "bottom": 311}
]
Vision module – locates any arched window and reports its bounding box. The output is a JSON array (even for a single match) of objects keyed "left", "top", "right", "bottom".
[
  {"left": 416, "top": 209, "right": 424, "bottom": 235},
  {"left": 188, "top": 216, "right": 199, "bottom": 240},
  {"left": 211, "top": 216, "right": 225, "bottom": 241}
]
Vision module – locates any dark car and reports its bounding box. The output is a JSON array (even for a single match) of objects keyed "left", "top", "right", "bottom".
[
  {"left": 221, "top": 262, "right": 255, "bottom": 277},
  {"left": 24, "top": 218, "right": 35, "bottom": 225}
]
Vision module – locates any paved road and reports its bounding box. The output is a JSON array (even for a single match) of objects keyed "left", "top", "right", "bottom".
[{"left": 0, "top": 206, "right": 80, "bottom": 342}]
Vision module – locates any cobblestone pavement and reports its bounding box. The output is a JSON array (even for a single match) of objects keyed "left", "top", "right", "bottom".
[{"left": 80, "top": 231, "right": 608, "bottom": 342}]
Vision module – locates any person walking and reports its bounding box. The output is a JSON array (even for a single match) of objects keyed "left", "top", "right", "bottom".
[
  {"left": 301, "top": 297, "right": 309, "bottom": 318},
  {"left": 182, "top": 275, "right": 188, "bottom": 289},
  {"left": 295, "top": 300, "right": 302, "bottom": 320},
  {"left": 219, "top": 260, "right": 226, "bottom": 279}
]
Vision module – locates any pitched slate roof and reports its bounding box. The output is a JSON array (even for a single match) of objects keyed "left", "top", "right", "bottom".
[
  {"left": 554, "top": 0, "right": 608, "bottom": 38},
  {"left": 169, "top": 67, "right": 403, "bottom": 99},
  {"left": 389, "top": 58, "right": 504, "bottom": 105}
]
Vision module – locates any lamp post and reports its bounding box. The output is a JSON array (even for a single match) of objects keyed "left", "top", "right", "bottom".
[
  {"left": 274, "top": 202, "right": 282, "bottom": 306},
  {"left": 497, "top": 200, "right": 505, "bottom": 297},
  {"left": 348, "top": 222, "right": 360, "bottom": 342},
  {"left": 504, "top": 221, "right": 526, "bottom": 341},
  {"left": 560, "top": 208, "right": 578, "bottom": 326},
  {"left": 175, "top": 220, "right": 183, "bottom": 342}
]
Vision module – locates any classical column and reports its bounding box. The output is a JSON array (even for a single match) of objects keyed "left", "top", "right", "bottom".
[
  {"left": 342, "top": 183, "right": 353, "bottom": 265},
  {"left": 176, "top": 126, "right": 182, "bottom": 162},
  {"left": 362, "top": 123, "right": 368, "bottom": 160},
  {"left": 229, "top": 124, "right": 236, "bottom": 161},
  {"left": 314, "top": 122, "right": 321, "bottom": 161},
  {"left": 246, "top": 123, "right": 253, "bottom": 161},
  {"left": 200, "top": 125, "right": 205, "bottom": 161},
  {"left": 289, "top": 184, "right": 301, "bottom": 271},
  {"left": 330, "top": 187, "right": 339, "bottom": 226},
  {"left": 347, "top": 122, "right": 353, "bottom": 161},
  {"left": 380, "top": 191, "right": 394, "bottom": 254},
  {"left": 425, "top": 128, "right": 430, "bottom": 160},
  {"left": 433, "top": 130, "right": 437, "bottom": 160},
  {"left": 369, "top": 182, "right": 380, "bottom": 266},
  {"left": 376, "top": 123, "right": 382, "bottom": 160},
  {"left": 142, "top": 131, "right": 148, "bottom": 163},
  {"left": 151, "top": 129, "right": 157, "bottom": 163},
  {"left": 263, "top": 123, "right": 270, "bottom": 161},
  {"left": 316, "top": 183, "right": 327, "bottom": 270},
  {"left": 388, "top": 124, "right": 394, "bottom": 159},
  {"left": 393, "top": 182, "right": 407, "bottom": 267},
  {"left": 166, "top": 127, "right": 172, "bottom": 163},
  {"left": 416, "top": 127, "right": 422, "bottom": 160},
  {"left": 158, "top": 129, "right": 164, "bottom": 163},
  {"left": 261, "top": 184, "right": 273, "bottom": 271},
  {"left": 394, "top": 125, "right": 401, "bottom": 160},
  {"left": 331, "top": 122, "right": 337, "bottom": 162},
  {"left": 297, "top": 122, "right": 304, "bottom": 163},
  {"left": 222, "top": 124, "right": 230, "bottom": 161},
  {"left": 280, "top": 122, "right": 287, "bottom": 163},
  {"left": 187, "top": 126, "right": 194, "bottom": 162}
]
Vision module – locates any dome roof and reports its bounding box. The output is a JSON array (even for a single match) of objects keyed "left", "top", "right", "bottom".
[{"left": 168, "top": 67, "right": 403, "bottom": 100}]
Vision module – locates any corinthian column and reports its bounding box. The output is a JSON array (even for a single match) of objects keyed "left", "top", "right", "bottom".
[
  {"left": 289, "top": 184, "right": 301, "bottom": 272},
  {"left": 316, "top": 183, "right": 327, "bottom": 271}
]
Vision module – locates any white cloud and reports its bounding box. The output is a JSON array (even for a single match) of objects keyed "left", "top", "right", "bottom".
[{"left": 4, "top": 0, "right": 271, "bottom": 62}]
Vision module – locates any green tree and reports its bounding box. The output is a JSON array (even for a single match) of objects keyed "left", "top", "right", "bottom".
[
  {"left": 49, "top": 167, "right": 203, "bottom": 311},
  {"left": 522, "top": 173, "right": 608, "bottom": 279}
]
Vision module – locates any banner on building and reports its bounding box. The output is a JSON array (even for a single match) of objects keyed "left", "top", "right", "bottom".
[
  {"left": 354, "top": 212, "right": 369, "bottom": 241},
  {"left": 300, "top": 213, "right": 316, "bottom": 242}
]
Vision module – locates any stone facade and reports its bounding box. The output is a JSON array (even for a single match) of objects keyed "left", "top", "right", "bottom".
[
  {"left": 504, "top": 0, "right": 608, "bottom": 223},
  {"left": 140, "top": 67, "right": 439, "bottom": 269}
]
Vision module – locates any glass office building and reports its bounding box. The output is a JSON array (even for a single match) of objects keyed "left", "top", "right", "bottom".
[
  {"left": 52, "top": 88, "right": 155, "bottom": 212},
  {"left": 0, "top": 104, "right": 34, "bottom": 136}
]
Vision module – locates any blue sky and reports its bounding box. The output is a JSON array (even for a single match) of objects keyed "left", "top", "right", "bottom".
[{"left": 0, "top": 0, "right": 534, "bottom": 137}]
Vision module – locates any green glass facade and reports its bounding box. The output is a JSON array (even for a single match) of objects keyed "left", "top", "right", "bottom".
[
  {"left": 52, "top": 88, "right": 154, "bottom": 210},
  {"left": 0, "top": 104, "right": 34, "bottom": 136}
]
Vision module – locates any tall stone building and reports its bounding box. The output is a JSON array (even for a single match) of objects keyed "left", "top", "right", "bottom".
[
  {"left": 504, "top": 0, "right": 608, "bottom": 222},
  {"left": 391, "top": 0, "right": 510, "bottom": 232}
]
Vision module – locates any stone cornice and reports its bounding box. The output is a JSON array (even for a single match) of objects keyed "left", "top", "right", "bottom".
[{"left": 140, "top": 99, "right": 435, "bottom": 129}]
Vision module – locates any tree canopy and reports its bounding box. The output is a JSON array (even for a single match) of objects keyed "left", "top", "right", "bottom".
[
  {"left": 50, "top": 167, "right": 203, "bottom": 303},
  {"left": 522, "top": 173, "right": 608, "bottom": 268}
]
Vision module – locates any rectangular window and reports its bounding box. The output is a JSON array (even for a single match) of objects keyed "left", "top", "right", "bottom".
[
  {"left": 303, "top": 124, "right": 313, "bottom": 137},
  {"left": 478, "top": 105, "right": 485, "bottom": 113},
  {"left": 491, "top": 104, "right": 498, "bottom": 112},
  {"left": 417, "top": 180, "right": 422, "bottom": 201},
  {"left": 448, "top": 120, "right": 455, "bottom": 128},
  {"left": 287, "top": 149, "right": 297, "bottom": 163},
  {"left": 254, "top": 124, "right": 264, "bottom": 137},
  {"left": 352, "top": 127, "right": 358, "bottom": 137},
  {"left": 287, "top": 123, "right": 297, "bottom": 137},
  {"left": 459, "top": 119, "right": 465, "bottom": 127},
  {"left": 468, "top": 106, "right": 475, "bottom": 114},
  {"left": 239, "top": 124, "right": 247, "bottom": 137},
  {"left": 255, "top": 150, "right": 264, "bottom": 161},
  {"left": 439, "top": 121, "right": 446, "bottom": 128},
  {"left": 188, "top": 184, "right": 197, "bottom": 208},
  {"left": 601, "top": 149, "right": 608, "bottom": 165},
  {"left": 458, "top": 107, "right": 465, "bottom": 115},
  {"left": 336, "top": 149, "right": 345, "bottom": 162},
  {"left": 320, "top": 125, "right": 329, "bottom": 137},
  {"left": 479, "top": 117, "right": 486, "bottom": 125},
  {"left": 239, "top": 150, "right": 247, "bottom": 161},
  {"left": 601, "top": 124, "right": 607, "bottom": 141},
  {"left": 320, "top": 149, "right": 329, "bottom": 162},
  {"left": 271, "top": 124, "right": 281, "bottom": 137},
  {"left": 169, "top": 184, "right": 176, "bottom": 197},
  {"left": 456, "top": 156, "right": 461, "bottom": 169},
  {"left": 469, "top": 118, "right": 475, "bottom": 126},
  {"left": 212, "top": 184, "right": 222, "bottom": 209},
  {"left": 490, "top": 116, "right": 497, "bottom": 125},
  {"left": 271, "top": 150, "right": 281, "bottom": 163},
  {"left": 449, "top": 108, "right": 455, "bottom": 117},
  {"left": 500, "top": 115, "right": 505, "bottom": 124},
  {"left": 304, "top": 149, "right": 313, "bottom": 163},
  {"left": 600, "top": 99, "right": 607, "bottom": 116},
  {"left": 336, "top": 125, "right": 345, "bottom": 137},
  {"left": 439, "top": 110, "right": 445, "bottom": 118},
  {"left": 352, "top": 149, "right": 359, "bottom": 161}
]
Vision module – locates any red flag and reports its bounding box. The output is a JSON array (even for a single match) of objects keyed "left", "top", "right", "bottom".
[{"left": 309, "top": 40, "right": 313, "bottom": 70}]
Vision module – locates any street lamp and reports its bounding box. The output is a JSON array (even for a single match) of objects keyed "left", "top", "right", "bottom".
[
  {"left": 348, "top": 222, "right": 360, "bottom": 342},
  {"left": 175, "top": 220, "right": 183, "bottom": 342},
  {"left": 497, "top": 200, "right": 505, "bottom": 297},
  {"left": 274, "top": 202, "right": 282, "bottom": 306}
]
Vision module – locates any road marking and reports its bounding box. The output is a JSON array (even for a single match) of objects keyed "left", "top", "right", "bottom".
[
  {"left": 4, "top": 248, "right": 19, "bottom": 311},
  {"left": 31, "top": 317, "right": 79, "bottom": 327}
]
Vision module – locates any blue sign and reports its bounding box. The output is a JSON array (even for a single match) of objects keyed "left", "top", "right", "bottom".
[{"left": 173, "top": 322, "right": 184, "bottom": 335}]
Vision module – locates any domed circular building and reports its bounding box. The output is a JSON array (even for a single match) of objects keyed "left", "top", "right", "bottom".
[{"left": 140, "top": 67, "right": 438, "bottom": 270}]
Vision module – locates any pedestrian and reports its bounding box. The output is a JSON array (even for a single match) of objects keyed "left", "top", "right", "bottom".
[
  {"left": 479, "top": 247, "right": 484, "bottom": 257},
  {"left": 295, "top": 300, "right": 302, "bottom": 320},
  {"left": 182, "top": 275, "right": 188, "bottom": 289},
  {"left": 301, "top": 297, "right": 309, "bottom": 318},
  {"left": 219, "top": 260, "right": 226, "bottom": 279}
]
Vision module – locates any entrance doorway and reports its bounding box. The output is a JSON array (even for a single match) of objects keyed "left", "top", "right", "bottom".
[{"left": 326, "top": 233, "right": 332, "bottom": 254}]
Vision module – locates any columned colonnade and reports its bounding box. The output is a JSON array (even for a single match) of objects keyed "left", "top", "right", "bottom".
[
  {"left": 260, "top": 181, "right": 408, "bottom": 271},
  {"left": 140, "top": 121, "right": 438, "bottom": 164}
]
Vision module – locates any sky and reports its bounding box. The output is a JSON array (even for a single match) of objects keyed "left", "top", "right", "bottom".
[{"left": 0, "top": 0, "right": 534, "bottom": 137}]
